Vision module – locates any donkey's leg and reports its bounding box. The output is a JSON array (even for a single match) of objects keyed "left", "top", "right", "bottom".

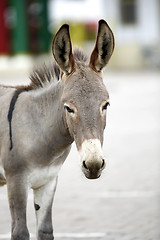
[
  {"left": 6, "top": 175, "right": 29, "bottom": 240},
  {"left": 33, "top": 178, "right": 58, "bottom": 240}
]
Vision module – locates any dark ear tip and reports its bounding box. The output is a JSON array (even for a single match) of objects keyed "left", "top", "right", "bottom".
[
  {"left": 59, "top": 24, "right": 69, "bottom": 32},
  {"left": 98, "top": 19, "right": 108, "bottom": 27}
]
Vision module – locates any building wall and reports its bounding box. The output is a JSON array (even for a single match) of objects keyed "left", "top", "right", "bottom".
[
  {"left": 105, "top": 0, "right": 160, "bottom": 68},
  {"left": 138, "top": 0, "right": 160, "bottom": 45},
  {"left": 50, "top": 0, "right": 105, "bottom": 23},
  {"left": 114, "top": 0, "right": 160, "bottom": 45}
]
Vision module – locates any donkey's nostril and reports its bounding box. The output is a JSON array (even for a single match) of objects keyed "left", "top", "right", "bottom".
[
  {"left": 101, "top": 159, "right": 105, "bottom": 168},
  {"left": 83, "top": 161, "right": 88, "bottom": 169}
]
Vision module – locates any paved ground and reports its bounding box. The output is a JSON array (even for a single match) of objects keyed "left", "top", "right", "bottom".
[{"left": 0, "top": 70, "right": 160, "bottom": 240}]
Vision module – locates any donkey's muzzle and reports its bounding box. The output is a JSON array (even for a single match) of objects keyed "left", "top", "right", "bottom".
[
  {"left": 82, "top": 158, "right": 105, "bottom": 179},
  {"left": 79, "top": 139, "right": 105, "bottom": 179}
]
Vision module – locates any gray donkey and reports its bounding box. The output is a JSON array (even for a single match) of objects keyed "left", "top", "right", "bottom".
[{"left": 0, "top": 19, "right": 114, "bottom": 240}]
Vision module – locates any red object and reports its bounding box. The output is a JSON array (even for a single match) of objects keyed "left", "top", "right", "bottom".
[
  {"left": 0, "top": 0, "right": 10, "bottom": 54},
  {"left": 86, "top": 22, "right": 97, "bottom": 32}
]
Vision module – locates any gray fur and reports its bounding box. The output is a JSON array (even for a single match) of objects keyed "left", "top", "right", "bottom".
[{"left": 0, "top": 19, "right": 114, "bottom": 240}]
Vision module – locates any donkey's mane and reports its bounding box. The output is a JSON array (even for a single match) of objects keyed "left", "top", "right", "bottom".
[
  {"left": 73, "top": 48, "right": 88, "bottom": 63},
  {"left": 29, "top": 63, "right": 60, "bottom": 90},
  {"left": 28, "top": 49, "right": 87, "bottom": 91},
  {"left": 0, "top": 49, "right": 87, "bottom": 92}
]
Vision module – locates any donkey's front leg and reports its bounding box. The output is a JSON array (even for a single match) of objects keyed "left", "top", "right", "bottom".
[
  {"left": 7, "top": 175, "right": 29, "bottom": 240},
  {"left": 33, "top": 178, "right": 58, "bottom": 240}
]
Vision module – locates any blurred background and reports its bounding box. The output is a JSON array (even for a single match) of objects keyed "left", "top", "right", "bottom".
[
  {"left": 0, "top": 1, "right": 160, "bottom": 239},
  {"left": 0, "top": 0, "right": 160, "bottom": 71}
]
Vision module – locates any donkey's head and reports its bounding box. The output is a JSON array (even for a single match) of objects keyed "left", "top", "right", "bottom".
[{"left": 52, "top": 20, "right": 114, "bottom": 179}]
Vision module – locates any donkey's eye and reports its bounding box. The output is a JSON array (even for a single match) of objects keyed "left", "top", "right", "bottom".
[
  {"left": 102, "top": 102, "right": 110, "bottom": 111},
  {"left": 64, "top": 105, "right": 74, "bottom": 113}
]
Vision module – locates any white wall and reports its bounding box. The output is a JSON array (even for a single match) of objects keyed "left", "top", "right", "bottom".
[
  {"left": 114, "top": 0, "right": 160, "bottom": 46},
  {"left": 138, "top": 0, "right": 160, "bottom": 45},
  {"left": 49, "top": 0, "right": 105, "bottom": 23}
]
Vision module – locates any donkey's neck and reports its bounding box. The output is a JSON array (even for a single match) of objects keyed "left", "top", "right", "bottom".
[{"left": 28, "top": 81, "right": 73, "bottom": 157}]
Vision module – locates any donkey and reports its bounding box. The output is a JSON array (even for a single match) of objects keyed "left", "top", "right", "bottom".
[{"left": 0, "top": 19, "right": 114, "bottom": 240}]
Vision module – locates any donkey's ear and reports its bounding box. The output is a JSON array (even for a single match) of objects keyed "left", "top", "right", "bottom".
[
  {"left": 52, "top": 24, "right": 75, "bottom": 75},
  {"left": 89, "top": 20, "right": 114, "bottom": 72}
]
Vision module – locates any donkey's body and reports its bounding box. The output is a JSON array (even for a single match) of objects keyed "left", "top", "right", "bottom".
[
  {"left": 0, "top": 77, "right": 71, "bottom": 187},
  {"left": 0, "top": 20, "right": 114, "bottom": 240}
]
